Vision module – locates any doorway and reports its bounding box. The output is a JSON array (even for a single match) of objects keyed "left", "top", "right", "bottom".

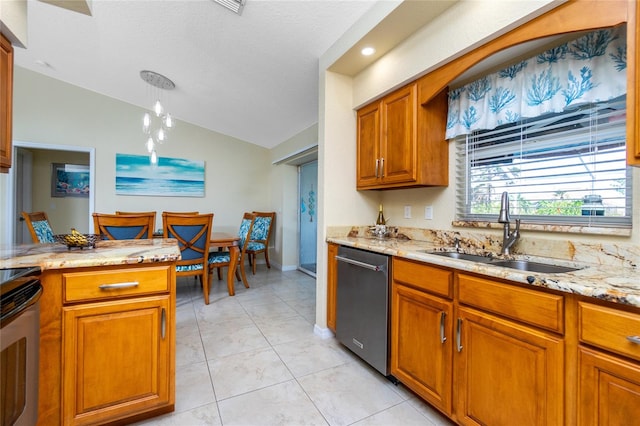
[
  {"left": 5, "top": 141, "right": 95, "bottom": 245},
  {"left": 298, "top": 160, "right": 317, "bottom": 276}
]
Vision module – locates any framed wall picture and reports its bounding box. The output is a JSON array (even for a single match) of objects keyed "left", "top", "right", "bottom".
[
  {"left": 115, "top": 153, "right": 205, "bottom": 197},
  {"left": 51, "top": 163, "right": 90, "bottom": 197}
]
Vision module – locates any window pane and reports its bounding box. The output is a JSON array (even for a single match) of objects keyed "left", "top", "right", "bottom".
[{"left": 456, "top": 96, "right": 632, "bottom": 228}]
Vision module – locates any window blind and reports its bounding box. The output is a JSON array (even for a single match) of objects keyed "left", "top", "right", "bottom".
[{"left": 455, "top": 95, "right": 632, "bottom": 228}]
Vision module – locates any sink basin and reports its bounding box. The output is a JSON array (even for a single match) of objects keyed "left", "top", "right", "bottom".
[
  {"left": 425, "top": 251, "right": 493, "bottom": 263},
  {"left": 490, "top": 260, "right": 581, "bottom": 274}
]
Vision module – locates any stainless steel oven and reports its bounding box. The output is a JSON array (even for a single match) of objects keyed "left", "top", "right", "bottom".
[{"left": 1, "top": 267, "right": 42, "bottom": 426}]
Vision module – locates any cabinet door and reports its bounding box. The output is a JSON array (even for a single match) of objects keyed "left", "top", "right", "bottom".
[
  {"left": 456, "top": 306, "right": 564, "bottom": 426},
  {"left": 356, "top": 101, "right": 381, "bottom": 188},
  {"left": 391, "top": 283, "right": 453, "bottom": 416},
  {"left": 380, "top": 84, "right": 416, "bottom": 185},
  {"left": 62, "top": 296, "right": 172, "bottom": 425},
  {"left": 1, "top": 33, "right": 13, "bottom": 173},
  {"left": 578, "top": 347, "right": 640, "bottom": 425}
]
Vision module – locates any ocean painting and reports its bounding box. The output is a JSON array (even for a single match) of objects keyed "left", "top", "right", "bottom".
[{"left": 116, "top": 153, "right": 205, "bottom": 197}]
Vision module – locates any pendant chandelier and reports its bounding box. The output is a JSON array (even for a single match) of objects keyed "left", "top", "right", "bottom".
[{"left": 140, "top": 70, "right": 175, "bottom": 165}]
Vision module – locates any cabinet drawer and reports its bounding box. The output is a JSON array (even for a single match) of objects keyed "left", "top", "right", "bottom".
[
  {"left": 63, "top": 265, "right": 171, "bottom": 303},
  {"left": 458, "top": 274, "right": 564, "bottom": 334},
  {"left": 579, "top": 302, "right": 640, "bottom": 362},
  {"left": 393, "top": 258, "right": 452, "bottom": 298}
]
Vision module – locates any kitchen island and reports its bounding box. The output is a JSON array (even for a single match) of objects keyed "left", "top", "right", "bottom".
[{"left": 0, "top": 239, "right": 181, "bottom": 426}]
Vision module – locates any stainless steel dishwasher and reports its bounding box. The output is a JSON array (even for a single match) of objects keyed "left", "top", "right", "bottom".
[{"left": 335, "top": 246, "right": 392, "bottom": 377}]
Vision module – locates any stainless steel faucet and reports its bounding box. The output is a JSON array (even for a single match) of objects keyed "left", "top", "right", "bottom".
[{"left": 498, "top": 191, "right": 520, "bottom": 255}]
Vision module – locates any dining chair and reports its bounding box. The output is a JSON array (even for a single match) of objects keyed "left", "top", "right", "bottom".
[
  {"left": 209, "top": 212, "right": 256, "bottom": 292},
  {"left": 93, "top": 213, "right": 156, "bottom": 240},
  {"left": 246, "top": 211, "right": 275, "bottom": 275},
  {"left": 163, "top": 212, "right": 214, "bottom": 305},
  {"left": 21, "top": 211, "right": 55, "bottom": 243}
]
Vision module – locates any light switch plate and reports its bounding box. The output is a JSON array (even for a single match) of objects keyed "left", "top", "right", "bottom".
[
  {"left": 425, "top": 206, "right": 433, "bottom": 220},
  {"left": 404, "top": 205, "right": 411, "bottom": 219}
]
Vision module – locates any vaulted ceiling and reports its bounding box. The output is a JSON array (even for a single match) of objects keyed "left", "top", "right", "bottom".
[{"left": 13, "top": 0, "right": 379, "bottom": 148}]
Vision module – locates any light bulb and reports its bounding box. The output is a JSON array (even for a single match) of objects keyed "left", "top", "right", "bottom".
[
  {"left": 146, "top": 137, "right": 154, "bottom": 153},
  {"left": 143, "top": 113, "right": 150, "bottom": 133},
  {"left": 150, "top": 150, "right": 158, "bottom": 165},
  {"left": 154, "top": 100, "right": 163, "bottom": 116},
  {"left": 158, "top": 128, "right": 165, "bottom": 142},
  {"left": 164, "top": 113, "right": 173, "bottom": 128}
]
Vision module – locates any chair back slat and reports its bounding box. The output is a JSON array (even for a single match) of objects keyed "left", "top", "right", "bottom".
[
  {"left": 21, "top": 211, "right": 55, "bottom": 243},
  {"left": 93, "top": 213, "right": 156, "bottom": 240},
  {"left": 250, "top": 212, "right": 275, "bottom": 243}
]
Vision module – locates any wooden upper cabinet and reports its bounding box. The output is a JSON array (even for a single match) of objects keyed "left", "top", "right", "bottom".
[
  {"left": 356, "top": 83, "right": 448, "bottom": 190},
  {"left": 1, "top": 33, "right": 13, "bottom": 173}
]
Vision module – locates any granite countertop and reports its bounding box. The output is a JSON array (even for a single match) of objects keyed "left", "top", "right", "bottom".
[
  {"left": 328, "top": 232, "right": 640, "bottom": 308},
  {"left": 0, "top": 239, "right": 181, "bottom": 270}
]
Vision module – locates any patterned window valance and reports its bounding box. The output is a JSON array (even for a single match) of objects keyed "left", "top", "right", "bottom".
[{"left": 446, "top": 26, "right": 627, "bottom": 139}]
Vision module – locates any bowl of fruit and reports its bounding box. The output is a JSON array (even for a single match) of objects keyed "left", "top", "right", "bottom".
[{"left": 54, "top": 229, "right": 99, "bottom": 250}]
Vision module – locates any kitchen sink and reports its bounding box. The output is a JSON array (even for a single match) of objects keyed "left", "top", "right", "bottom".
[
  {"left": 421, "top": 251, "right": 582, "bottom": 273},
  {"left": 490, "top": 260, "right": 581, "bottom": 274},
  {"left": 424, "top": 251, "right": 494, "bottom": 263}
]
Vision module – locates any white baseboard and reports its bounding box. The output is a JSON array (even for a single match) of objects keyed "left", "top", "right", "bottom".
[{"left": 313, "top": 324, "right": 334, "bottom": 339}]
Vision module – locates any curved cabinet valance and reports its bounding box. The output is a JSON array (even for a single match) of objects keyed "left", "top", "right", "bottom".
[{"left": 415, "top": 0, "right": 639, "bottom": 166}]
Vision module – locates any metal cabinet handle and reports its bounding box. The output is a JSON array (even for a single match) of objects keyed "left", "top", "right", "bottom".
[
  {"left": 335, "top": 255, "right": 384, "bottom": 272},
  {"left": 440, "top": 311, "right": 447, "bottom": 343},
  {"left": 161, "top": 308, "right": 166, "bottom": 340},
  {"left": 456, "top": 318, "right": 463, "bottom": 352},
  {"left": 98, "top": 281, "right": 139, "bottom": 290},
  {"left": 627, "top": 335, "right": 640, "bottom": 344},
  {"left": 375, "top": 158, "right": 380, "bottom": 178},
  {"left": 380, "top": 157, "right": 384, "bottom": 177}
]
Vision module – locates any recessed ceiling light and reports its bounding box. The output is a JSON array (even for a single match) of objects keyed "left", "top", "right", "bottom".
[{"left": 361, "top": 47, "right": 376, "bottom": 56}]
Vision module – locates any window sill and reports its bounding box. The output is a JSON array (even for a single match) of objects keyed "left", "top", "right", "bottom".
[{"left": 452, "top": 221, "right": 632, "bottom": 237}]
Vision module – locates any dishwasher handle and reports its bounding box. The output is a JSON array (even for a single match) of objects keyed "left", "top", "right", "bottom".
[{"left": 335, "top": 255, "right": 385, "bottom": 272}]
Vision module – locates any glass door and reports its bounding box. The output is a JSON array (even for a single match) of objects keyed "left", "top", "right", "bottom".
[{"left": 298, "top": 160, "right": 317, "bottom": 276}]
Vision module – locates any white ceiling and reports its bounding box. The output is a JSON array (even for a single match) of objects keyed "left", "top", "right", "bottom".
[{"left": 13, "top": 0, "right": 383, "bottom": 149}]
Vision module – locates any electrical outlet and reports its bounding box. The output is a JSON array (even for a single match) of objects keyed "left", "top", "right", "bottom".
[
  {"left": 404, "top": 205, "right": 411, "bottom": 219},
  {"left": 425, "top": 205, "right": 433, "bottom": 220}
]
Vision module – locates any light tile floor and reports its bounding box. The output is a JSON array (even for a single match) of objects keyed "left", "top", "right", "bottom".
[{"left": 135, "top": 268, "right": 453, "bottom": 426}]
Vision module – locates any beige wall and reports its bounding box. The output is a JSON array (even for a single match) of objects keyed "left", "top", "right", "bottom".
[{"left": 316, "top": 0, "right": 640, "bottom": 332}]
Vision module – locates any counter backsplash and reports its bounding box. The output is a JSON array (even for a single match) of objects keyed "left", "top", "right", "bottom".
[{"left": 327, "top": 226, "right": 639, "bottom": 270}]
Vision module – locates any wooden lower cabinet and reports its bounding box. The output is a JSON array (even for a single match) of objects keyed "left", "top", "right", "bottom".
[
  {"left": 37, "top": 263, "right": 176, "bottom": 425},
  {"left": 456, "top": 306, "right": 564, "bottom": 425},
  {"left": 391, "top": 282, "right": 453, "bottom": 416},
  {"left": 62, "top": 296, "right": 172, "bottom": 425},
  {"left": 577, "top": 300, "right": 640, "bottom": 424},
  {"left": 578, "top": 347, "right": 640, "bottom": 425},
  {"left": 390, "top": 259, "right": 565, "bottom": 425}
]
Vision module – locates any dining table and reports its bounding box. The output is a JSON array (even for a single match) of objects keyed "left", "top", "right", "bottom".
[{"left": 209, "top": 232, "right": 246, "bottom": 296}]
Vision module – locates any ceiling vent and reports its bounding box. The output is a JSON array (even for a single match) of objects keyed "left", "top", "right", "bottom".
[{"left": 212, "top": 0, "right": 246, "bottom": 15}]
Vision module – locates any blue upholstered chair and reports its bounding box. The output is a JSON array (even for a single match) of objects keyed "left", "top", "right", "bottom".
[
  {"left": 163, "top": 212, "right": 214, "bottom": 305},
  {"left": 209, "top": 212, "right": 256, "bottom": 291},
  {"left": 246, "top": 211, "right": 275, "bottom": 275},
  {"left": 93, "top": 213, "right": 156, "bottom": 240},
  {"left": 21, "top": 211, "right": 55, "bottom": 243}
]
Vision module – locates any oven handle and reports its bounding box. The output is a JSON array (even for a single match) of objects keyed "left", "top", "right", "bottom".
[
  {"left": 335, "top": 255, "right": 385, "bottom": 272},
  {"left": 0, "top": 282, "right": 43, "bottom": 325}
]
